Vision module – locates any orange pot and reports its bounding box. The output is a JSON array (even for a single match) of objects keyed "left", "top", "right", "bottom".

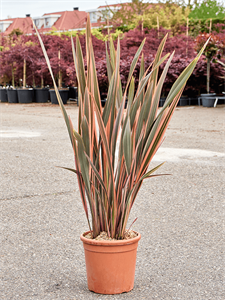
[{"left": 80, "top": 231, "right": 141, "bottom": 294}]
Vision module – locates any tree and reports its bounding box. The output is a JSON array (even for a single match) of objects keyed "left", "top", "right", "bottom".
[
  {"left": 195, "top": 33, "right": 219, "bottom": 93},
  {"left": 158, "top": 0, "right": 204, "bottom": 9},
  {"left": 189, "top": 0, "right": 225, "bottom": 19},
  {"left": 139, "top": 2, "right": 190, "bottom": 35},
  {"left": 108, "top": 0, "right": 150, "bottom": 28},
  {"left": 9, "top": 28, "right": 23, "bottom": 38}
]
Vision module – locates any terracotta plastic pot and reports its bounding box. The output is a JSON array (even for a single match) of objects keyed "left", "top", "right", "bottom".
[{"left": 80, "top": 231, "right": 141, "bottom": 295}]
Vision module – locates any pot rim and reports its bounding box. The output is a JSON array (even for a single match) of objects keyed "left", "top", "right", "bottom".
[
  {"left": 200, "top": 93, "right": 216, "bottom": 96},
  {"left": 80, "top": 230, "right": 141, "bottom": 246},
  {"left": 49, "top": 88, "right": 69, "bottom": 91}
]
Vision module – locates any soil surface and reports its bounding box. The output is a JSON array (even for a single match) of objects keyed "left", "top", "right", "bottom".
[
  {"left": 1, "top": 102, "right": 224, "bottom": 300},
  {"left": 84, "top": 230, "right": 138, "bottom": 240}
]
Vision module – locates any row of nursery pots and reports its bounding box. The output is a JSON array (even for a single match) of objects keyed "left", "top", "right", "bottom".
[
  {"left": 160, "top": 94, "right": 224, "bottom": 107},
  {"left": 1, "top": 88, "right": 223, "bottom": 107},
  {"left": 94, "top": 94, "right": 224, "bottom": 108},
  {"left": 101, "top": 96, "right": 196, "bottom": 108},
  {"left": 0, "top": 87, "right": 78, "bottom": 105}
]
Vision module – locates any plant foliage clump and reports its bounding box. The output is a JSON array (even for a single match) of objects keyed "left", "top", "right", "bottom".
[
  {"left": 189, "top": 0, "right": 225, "bottom": 20},
  {"left": 34, "top": 15, "right": 207, "bottom": 239}
]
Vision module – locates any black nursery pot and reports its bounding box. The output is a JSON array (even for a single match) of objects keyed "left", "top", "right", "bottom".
[
  {"left": 101, "top": 98, "right": 107, "bottom": 107},
  {"left": 202, "top": 98, "right": 216, "bottom": 107},
  {"left": 34, "top": 88, "right": 49, "bottom": 103},
  {"left": 17, "top": 88, "right": 34, "bottom": 104},
  {"left": 0, "top": 88, "right": 8, "bottom": 102},
  {"left": 178, "top": 96, "right": 189, "bottom": 106},
  {"left": 7, "top": 89, "right": 18, "bottom": 103},
  {"left": 200, "top": 93, "right": 216, "bottom": 97},
  {"left": 68, "top": 86, "right": 78, "bottom": 99},
  {"left": 159, "top": 97, "right": 166, "bottom": 107},
  {"left": 200, "top": 93, "right": 216, "bottom": 107},
  {"left": 49, "top": 89, "right": 69, "bottom": 105},
  {"left": 189, "top": 97, "right": 198, "bottom": 106}
]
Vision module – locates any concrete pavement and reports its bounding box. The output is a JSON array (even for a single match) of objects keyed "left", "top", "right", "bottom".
[{"left": 1, "top": 102, "right": 224, "bottom": 299}]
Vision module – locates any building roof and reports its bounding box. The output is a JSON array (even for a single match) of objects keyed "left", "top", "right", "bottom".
[
  {"left": 43, "top": 10, "right": 87, "bottom": 31},
  {"left": 0, "top": 10, "right": 88, "bottom": 35},
  {"left": 0, "top": 17, "right": 33, "bottom": 35},
  {"left": 0, "top": 3, "right": 162, "bottom": 35}
]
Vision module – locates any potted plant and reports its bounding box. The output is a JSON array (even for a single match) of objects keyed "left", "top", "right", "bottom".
[
  {"left": 0, "top": 40, "right": 8, "bottom": 102},
  {"left": 0, "top": 40, "right": 19, "bottom": 103},
  {"left": 195, "top": 33, "right": 218, "bottom": 107},
  {"left": 33, "top": 54, "right": 50, "bottom": 103},
  {"left": 48, "top": 35, "right": 69, "bottom": 104},
  {"left": 0, "top": 61, "right": 8, "bottom": 103},
  {"left": 217, "top": 27, "right": 225, "bottom": 96},
  {"left": 34, "top": 16, "right": 207, "bottom": 295},
  {"left": 0, "top": 86, "right": 8, "bottom": 102},
  {"left": 16, "top": 41, "right": 35, "bottom": 104},
  {"left": 66, "top": 64, "right": 78, "bottom": 102},
  {"left": 7, "top": 88, "right": 18, "bottom": 103}
]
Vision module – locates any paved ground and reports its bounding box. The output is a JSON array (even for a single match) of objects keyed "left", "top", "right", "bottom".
[{"left": 0, "top": 102, "right": 224, "bottom": 300}]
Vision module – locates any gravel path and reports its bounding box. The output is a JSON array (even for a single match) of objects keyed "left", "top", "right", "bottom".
[{"left": 1, "top": 103, "right": 224, "bottom": 300}]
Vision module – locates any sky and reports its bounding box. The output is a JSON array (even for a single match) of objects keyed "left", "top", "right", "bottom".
[{"left": 0, "top": 0, "right": 150, "bottom": 20}]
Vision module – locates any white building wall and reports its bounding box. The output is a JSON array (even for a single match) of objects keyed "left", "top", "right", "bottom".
[{"left": 0, "top": 21, "right": 13, "bottom": 32}]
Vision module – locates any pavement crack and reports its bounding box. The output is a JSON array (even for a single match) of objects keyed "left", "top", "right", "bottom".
[{"left": 0, "top": 190, "right": 75, "bottom": 202}]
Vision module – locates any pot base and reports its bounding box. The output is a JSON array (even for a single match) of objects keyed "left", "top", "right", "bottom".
[{"left": 80, "top": 231, "right": 141, "bottom": 294}]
